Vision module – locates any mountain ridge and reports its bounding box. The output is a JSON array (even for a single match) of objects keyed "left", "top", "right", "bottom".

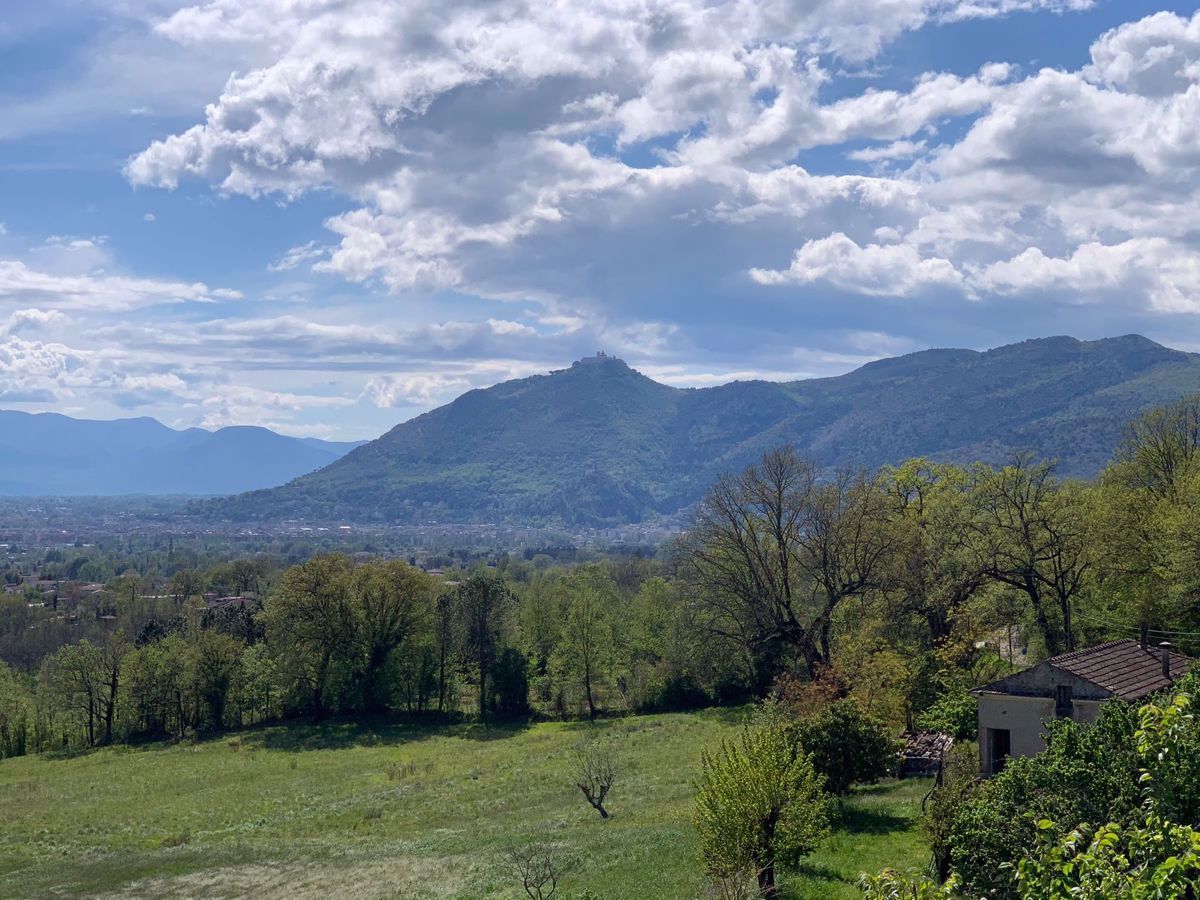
[
  {"left": 0, "top": 411, "right": 364, "bottom": 496},
  {"left": 201, "top": 334, "right": 1200, "bottom": 526}
]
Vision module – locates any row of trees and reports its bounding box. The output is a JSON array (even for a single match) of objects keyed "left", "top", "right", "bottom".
[
  {"left": 683, "top": 397, "right": 1200, "bottom": 715},
  {"left": 7, "top": 397, "right": 1200, "bottom": 760}
]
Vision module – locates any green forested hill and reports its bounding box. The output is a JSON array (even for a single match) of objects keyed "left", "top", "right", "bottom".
[{"left": 205, "top": 335, "right": 1200, "bottom": 525}]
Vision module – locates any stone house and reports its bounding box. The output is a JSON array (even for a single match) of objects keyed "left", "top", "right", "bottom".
[{"left": 970, "top": 638, "right": 1191, "bottom": 776}]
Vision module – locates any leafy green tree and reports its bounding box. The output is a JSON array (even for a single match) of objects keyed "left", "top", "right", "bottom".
[
  {"left": 186, "top": 630, "right": 243, "bottom": 730},
  {"left": 40, "top": 639, "right": 112, "bottom": 747},
  {"left": 695, "top": 720, "right": 830, "bottom": 896},
  {"left": 880, "top": 460, "right": 984, "bottom": 645},
  {"left": 915, "top": 689, "right": 977, "bottom": 741},
  {"left": 456, "top": 571, "right": 517, "bottom": 720},
  {"left": 262, "top": 555, "right": 432, "bottom": 716},
  {"left": 791, "top": 699, "right": 900, "bottom": 797},
  {"left": 261, "top": 554, "right": 357, "bottom": 717},
  {"left": 553, "top": 566, "right": 618, "bottom": 718},
  {"left": 969, "top": 457, "right": 1088, "bottom": 656},
  {"left": 0, "top": 662, "right": 37, "bottom": 758},
  {"left": 352, "top": 560, "right": 433, "bottom": 712}
]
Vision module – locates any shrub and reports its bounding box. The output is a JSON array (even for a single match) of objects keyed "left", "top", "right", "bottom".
[
  {"left": 858, "top": 869, "right": 958, "bottom": 899},
  {"left": 792, "top": 699, "right": 901, "bottom": 796},
  {"left": 948, "top": 703, "right": 1143, "bottom": 898},
  {"left": 695, "top": 721, "right": 830, "bottom": 896}
]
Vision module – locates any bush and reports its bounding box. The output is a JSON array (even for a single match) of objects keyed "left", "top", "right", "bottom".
[
  {"left": 948, "top": 703, "right": 1143, "bottom": 899},
  {"left": 791, "top": 699, "right": 901, "bottom": 796},
  {"left": 921, "top": 744, "right": 980, "bottom": 881}
]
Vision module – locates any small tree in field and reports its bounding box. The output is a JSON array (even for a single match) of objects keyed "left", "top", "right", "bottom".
[
  {"left": 505, "top": 840, "right": 570, "bottom": 899},
  {"left": 574, "top": 741, "right": 617, "bottom": 819},
  {"left": 694, "top": 721, "right": 830, "bottom": 897}
]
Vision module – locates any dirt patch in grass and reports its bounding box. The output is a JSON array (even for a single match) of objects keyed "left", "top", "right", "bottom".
[{"left": 95, "top": 855, "right": 474, "bottom": 900}]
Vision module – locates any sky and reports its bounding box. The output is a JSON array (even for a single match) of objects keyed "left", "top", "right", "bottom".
[{"left": 2, "top": 0, "right": 1200, "bottom": 441}]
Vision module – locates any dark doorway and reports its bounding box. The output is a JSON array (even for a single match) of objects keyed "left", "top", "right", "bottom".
[{"left": 988, "top": 728, "right": 1011, "bottom": 775}]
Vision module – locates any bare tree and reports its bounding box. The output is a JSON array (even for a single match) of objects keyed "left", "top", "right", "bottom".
[
  {"left": 505, "top": 841, "right": 569, "bottom": 900},
  {"left": 679, "top": 446, "right": 897, "bottom": 683},
  {"left": 574, "top": 741, "right": 616, "bottom": 819}
]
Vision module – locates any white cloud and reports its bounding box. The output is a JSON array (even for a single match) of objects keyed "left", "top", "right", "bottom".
[
  {"left": 363, "top": 373, "right": 472, "bottom": 408},
  {"left": 0, "top": 260, "right": 241, "bottom": 311},
  {"left": 1086, "top": 10, "right": 1200, "bottom": 97},
  {"left": 1, "top": 308, "right": 69, "bottom": 335},
  {"left": 267, "top": 240, "right": 326, "bottom": 272},
  {"left": 750, "top": 233, "right": 963, "bottom": 296},
  {"left": 971, "top": 240, "right": 1200, "bottom": 312}
]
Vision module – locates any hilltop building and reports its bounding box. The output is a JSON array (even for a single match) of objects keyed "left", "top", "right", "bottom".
[{"left": 971, "top": 638, "right": 1191, "bottom": 776}]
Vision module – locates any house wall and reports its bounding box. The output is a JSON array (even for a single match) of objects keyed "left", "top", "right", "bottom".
[
  {"left": 976, "top": 687, "right": 1111, "bottom": 775},
  {"left": 978, "top": 693, "right": 1055, "bottom": 774}
]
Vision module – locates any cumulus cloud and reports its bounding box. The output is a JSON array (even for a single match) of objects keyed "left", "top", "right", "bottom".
[
  {"left": 751, "top": 233, "right": 963, "bottom": 296},
  {"left": 124, "top": 0, "right": 1089, "bottom": 311},
  {"left": 16, "top": 0, "right": 1200, "bottom": 438}
]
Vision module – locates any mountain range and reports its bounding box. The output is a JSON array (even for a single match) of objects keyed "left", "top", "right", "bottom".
[
  {"left": 202, "top": 335, "right": 1200, "bottom": 526},
  {"left": 0, "top": 412, "right": 362, "bottom": 496}
]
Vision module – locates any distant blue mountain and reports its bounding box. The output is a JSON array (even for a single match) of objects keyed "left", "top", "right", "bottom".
[{"left": 0, "top": 412, "right": 366, "bottom": 496}]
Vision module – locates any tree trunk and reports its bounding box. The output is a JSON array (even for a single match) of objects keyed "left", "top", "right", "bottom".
[
  {"left": 1025, "top": 575, "right": 1061, "bottom": 656},
  {"left": 583, "top": 662, "right": 595, "bottom": 720},
  {"left": 757, "top": 863, "right": 776, "bottom": 896}
]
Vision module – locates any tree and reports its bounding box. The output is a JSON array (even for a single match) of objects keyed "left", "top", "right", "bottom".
[
  {"left": 1111, "top": 395, "right": 1200, "bottom": 500},
  {"left": 682, "top": 447, "right": 896, "bottom": 686},
  {"left": 555, "top": 566, "right": 618, "bottom": 719},
  {"left": 505, "top": 841, "right": 570, "bottom": 900},
  {"left": 970, "top": 457, "right": 1088, "bottom": 655},
  {"left": 694, "top": 720, "right": 830, "bottom": 896},
  {"left": 41, "top": 640, "right": 103, "bottom": 747},
  {"left": 261, "top": 555, "right": 432, "bottom": 716},
  {"left": 790, "top": 698, "right": 900, "bottom": 797},
  {"left": 573, "top": 740, "right": 617, "bottom": 819},
  {"left": 169, "top": 569, "right": 206, "bottom": 605},
  {"left": 432, "top": 591, "right": 456, "bottom": 713},
  {"left": 261, "top": 554, "right": 357, "bottom": 718},
  {"left": 353, "top": 560, "right": 432, "bottom": 712},
  {"left": 880, "top": 460, "right": 984, "bottom": 646},
  {"left": 456, "top": 572, "right": 515, "bottom": 721},
  {"left": 186, "top": 630, "right": 243, "bottom": 730}
]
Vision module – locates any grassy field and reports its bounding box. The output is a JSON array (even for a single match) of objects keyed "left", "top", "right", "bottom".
[{"left": 0, "top": 709, "right": 930, "bottom": 899}]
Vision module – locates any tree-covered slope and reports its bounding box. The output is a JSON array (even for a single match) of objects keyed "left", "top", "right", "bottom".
[{"left": 206, "top": 336, "right": 1200, "bottom": 525}]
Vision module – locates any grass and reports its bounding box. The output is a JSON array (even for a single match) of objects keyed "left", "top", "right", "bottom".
[{"left": 0, "top": 709, "right": 930, "bottom": 899}]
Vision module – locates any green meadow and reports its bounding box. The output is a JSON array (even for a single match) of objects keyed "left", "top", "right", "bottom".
[{"left": 0, "top": 710, "right": 929, "bottom": 899}]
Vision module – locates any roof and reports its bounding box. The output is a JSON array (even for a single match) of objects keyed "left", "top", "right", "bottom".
[{"left": 1045, "top": 639, "right": 1191, "bottom": 701}]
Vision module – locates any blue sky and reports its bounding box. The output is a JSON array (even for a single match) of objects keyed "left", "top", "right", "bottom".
[{"left": 1, "top": 0, "right": 1199, "bottom": 440}]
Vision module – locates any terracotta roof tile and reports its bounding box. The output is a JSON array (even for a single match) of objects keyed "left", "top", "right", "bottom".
[{"left": 1046, "top": 639, "right": 1191, "bottom": 701}]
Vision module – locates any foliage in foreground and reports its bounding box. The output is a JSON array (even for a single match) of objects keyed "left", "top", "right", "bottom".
[
  {"left": 694, "top": 720, "right": 831, "bottom": 896},
  {"left": 863, "top": 687, "right": 1200, "bottom": 899}
]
